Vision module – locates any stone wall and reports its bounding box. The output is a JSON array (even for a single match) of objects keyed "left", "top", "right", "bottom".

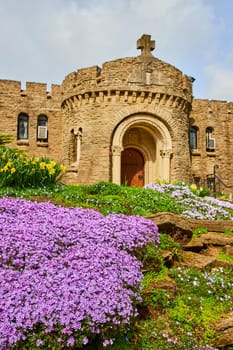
[
  {"left": 0, "top": 80, "right": 63, "bottom": 163},
  {"left": 190, "top": 99, "right": 233, "bottom": 191}
]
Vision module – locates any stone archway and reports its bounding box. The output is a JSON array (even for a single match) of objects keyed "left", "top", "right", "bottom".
[{"left": 111, "top": 114, "right": 172, "bottom": 186}]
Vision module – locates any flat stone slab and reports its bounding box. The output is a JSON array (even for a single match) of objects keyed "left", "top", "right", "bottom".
[
  {"left": 181, "top": 251, "right": 216, "bottom": 269},
  {"left": 148, "top": 212, "right": 192, "bottom": 243},
  {"left": 213, "top": 312, "right": 233, "bottom": 348},
  {"left": 188, "top": 219, "right": 233, "bottom": 233},
  {"left": 184, "top": 232, "right": 233, "bottom": 250}
]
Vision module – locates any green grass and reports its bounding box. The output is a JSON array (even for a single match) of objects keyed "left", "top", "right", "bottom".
[
  {"left": 217, "top": 251, "right": 233, "bottom": 264},
  {"left": 224, "top": 230, "right": 233, "bottom": 236},
  {"left": 0, "top": 182, "right": 186, "bottom": 216},
  {"left": 192, "top": 227, "right": 208, "bottom": 238}
]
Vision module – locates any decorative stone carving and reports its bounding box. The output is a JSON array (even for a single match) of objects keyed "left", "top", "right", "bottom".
[
  {"left": 137, "top": 34, "right": 155, "bottom": 57},
  {"left": 71, "top": 128, "right": 82, "bottom": 167},
  {"left": 111, "top": 145, "right": 122, "bottom": 156},
  {"left": 160, "top": 149, "right": 172, "bottom": 158}
]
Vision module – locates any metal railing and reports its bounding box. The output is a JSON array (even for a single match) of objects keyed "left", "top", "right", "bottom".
[{"left": 207, "top": 165, "right": 233, "bottom": 198}]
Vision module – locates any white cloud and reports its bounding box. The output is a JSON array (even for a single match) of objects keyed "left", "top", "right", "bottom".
[
  {"left": 205, "top": 64, "right": 233, "bottom": 102},
  {"left": 0, "top": 0, "right": 232, "bottom": 100}
]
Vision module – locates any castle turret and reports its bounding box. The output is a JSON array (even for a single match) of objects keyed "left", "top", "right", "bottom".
[{"left": 61, "top": 34, "right": 193, "bottom": 186}]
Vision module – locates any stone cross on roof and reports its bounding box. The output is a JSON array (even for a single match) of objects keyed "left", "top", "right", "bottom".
[{"left": 137, "top": 34, "right": 155, "bottom": 56}]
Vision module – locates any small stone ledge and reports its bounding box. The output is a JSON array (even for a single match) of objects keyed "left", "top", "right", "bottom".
[
  {"left": 188, "top": 218, "right": 233, "bottom": 232},
  {"left": 148, "top": 212, "right": 233, "bottom": 244},
  {"left": 184, "top": 232, "right": 233, "bottom": 250},
  {"left": 206, "top": 151, "right": 216, "bottom": 157},
  {"left": 148, "top": 212, "right": 233, "bottom": 232},
  {"left": 16, "top": 140, "right": 29, "bottom": 146},
  {"left": 191, "top": 149, "right": 201, "bottom": 156},
  {"left": 37, "top": 142, "right": 48, "bottom": 147},
  {"left": 147, "top": 212, "right": 193, "bottom": 245}
]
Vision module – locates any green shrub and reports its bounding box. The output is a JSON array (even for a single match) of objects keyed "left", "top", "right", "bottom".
[{"left": 0, "top": 146, "right": 66, "bottom": 188}]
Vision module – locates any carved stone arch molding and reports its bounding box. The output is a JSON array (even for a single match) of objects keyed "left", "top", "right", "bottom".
[{"left": 111, "top": 113, "right": 172, "bottom": 185}]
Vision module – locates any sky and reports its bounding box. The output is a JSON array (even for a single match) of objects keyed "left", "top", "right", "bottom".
[{"left": 0, "top": 0, "right": 233, "bottom": 101}]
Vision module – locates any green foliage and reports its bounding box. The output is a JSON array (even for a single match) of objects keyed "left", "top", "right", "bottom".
[
  {"left": 168, "top": 266, "right": 233, "bottom": 343},
  {"left": 196, "top": 187, "right": 211, "bottom": 197},
  {"left": 148, "top": 288, "right": 170, "bottom": 308},
  {"left": 189, "top": 184, "right": 211, "bottom": 197},
  {"left": 192, "top": 227, "right": 208, "bottom": 238},
  {"left": 141, "top": 264, "right": 170, "bottom": 290},
  {"left": 159, "top": 233, "right": 180, "bottom": 250},
  {"left": 29, "top": 182, "right": 186, "bottom": 216},
  {"left": 138, "top": 243, "right": 163, "bottom": 272},
  {"left": 132, "top": 319, "right": 217, "bottom": 350},
  {"left": 0, "top": 133, "right": 13, "bottom": 145},
  {"left": 0, "top": 146, "right": 66, "bottom": 188},
  {"left": 83, "top": 182, "right": 124, "bottom": 195},
  {"left": 138, "top": 265, "right": 233, "bottom": 349},
  {"left": 224, "top": 230, "right": 233, "bottom": 236},
  {"left": 217, "top": 251, "right": 233, "bottom": 264}
]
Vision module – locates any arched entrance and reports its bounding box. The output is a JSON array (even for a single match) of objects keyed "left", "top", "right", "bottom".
[
  {"left": 121, "top": 148, "right": 144, "bottom": 187},
  {"left": 111, "top": 114, "right": 172, "bottom": 186}
]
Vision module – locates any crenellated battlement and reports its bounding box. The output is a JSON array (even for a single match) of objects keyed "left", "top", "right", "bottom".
[
  {"left": 0, "top": 79, "right": 61, "bottom": 99},
  {"left": 192, "top": 99, "right": 233, "bottom": 116},
  {"left": 0, "top": 80, "right": 21, "bottom": 93},
  {"left": 61, "top": 56, "right": 193, "bottom": 107}
]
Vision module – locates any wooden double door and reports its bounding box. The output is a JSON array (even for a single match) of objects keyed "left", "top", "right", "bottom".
[{"left": 121, "top": 148, "right": 144, "bottom": 187}]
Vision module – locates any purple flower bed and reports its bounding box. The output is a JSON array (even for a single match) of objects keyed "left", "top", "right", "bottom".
[
  {"left": 0, "top": 197, "right": 159, "bottom": 349},
  {"left": 145, "top": 183, "right": 233, "bottom": 220}
]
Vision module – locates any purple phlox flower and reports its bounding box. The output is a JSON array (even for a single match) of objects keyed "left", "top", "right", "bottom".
[
  {"left": 67, "top": 336, "right": 75, "bottom": 347},
  {"left": 82, "top": 336, "right": 89, "bottom": 345},
  {"left": 0, "top": 197, "right": 159, "bottom": 349},
  {"left": 103, "top": 338, "right": 114, "bottom": 347},
  {"left": 36, "top": 339, "right": 43, "bottom": 346}
]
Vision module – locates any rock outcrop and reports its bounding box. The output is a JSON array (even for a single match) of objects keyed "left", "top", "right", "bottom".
[
  {"left": 148, "top": 212, "right": 233, "bottom": 348},
  {"left": 213, "top": 312, "right": 233, "bottom": 348}
]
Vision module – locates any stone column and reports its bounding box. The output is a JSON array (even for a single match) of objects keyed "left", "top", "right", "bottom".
[
  {"left": 160, "top": 149, "right": 172, "bottom": 182},
  {"left": 112, "top": 146, "right": 122, "bottom": 185},
  {"left": 71, "top": 128, "right": 82, "bottom": 167}
]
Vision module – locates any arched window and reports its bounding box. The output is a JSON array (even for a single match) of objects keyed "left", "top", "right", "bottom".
[
  {"left": 190, "top": 126, "right": 198, "bottom": 149},
  {"left": 37, "top": 115, "right": 48, "bottom": 142},
  {"left": 17, "top": 113, "right": 29, "bottom": 139},
  {"left": 206, "top": 127, "right": 215, "bottom": 151}
]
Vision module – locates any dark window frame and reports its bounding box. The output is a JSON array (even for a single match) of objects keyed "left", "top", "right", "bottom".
[
  {"left": 190, "top": 126, "right": 198, "bottom": 150},
  {"left": 206, "top": 127, "right": 215, "bottom": 151},
  {"left": 17, "top": 113, "right": 29, "bottom": 140},
  {"left": 37, "top": 114, "right": 48, "bottom": 142}
]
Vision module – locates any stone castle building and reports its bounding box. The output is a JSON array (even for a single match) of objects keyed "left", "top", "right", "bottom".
[{"left": 0, "top": 34, "right": 233, "bottom": 191}]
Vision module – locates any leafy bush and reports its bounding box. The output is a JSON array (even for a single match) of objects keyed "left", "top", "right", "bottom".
[
  {"left": 0, "top": 146, "right": 66, "bottom": 187},
  {"left": 0, "top": 133, "right": 13, "bottom": 145}
]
